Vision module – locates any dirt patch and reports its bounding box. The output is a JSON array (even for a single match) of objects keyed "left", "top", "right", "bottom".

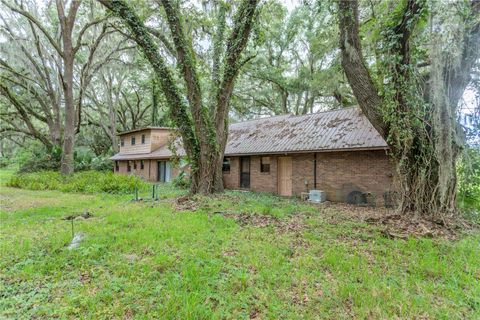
[
  {"left": 173, "top": 196, "right": 200, "bottom": 211},
  {"left": 62, "top": 211, "right": 93, "bottom": 221},
  {"left": 319, "top": 202, "right": 476, "bottom": 240}
]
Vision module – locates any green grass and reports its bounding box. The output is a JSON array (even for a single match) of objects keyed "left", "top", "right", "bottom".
[
  {"left": 1, "top": 172, "right": 479, "bottom": 319},
  {"left": 0, "top": 166, "right": 16, "bottom": 186}
]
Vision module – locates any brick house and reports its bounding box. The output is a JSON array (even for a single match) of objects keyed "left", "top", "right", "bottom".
[{"left": 111, "top": 107, "right": 395, "bottom": 204}]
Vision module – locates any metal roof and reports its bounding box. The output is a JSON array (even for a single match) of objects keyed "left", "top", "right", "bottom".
[
  {"left": 224, "top": 107, "right": 387, "bottom": 155},
  {"left": 111, "top": 107, "right": 388, "bottom": 160}
]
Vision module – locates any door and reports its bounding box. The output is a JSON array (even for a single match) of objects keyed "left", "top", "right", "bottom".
[
  {"left": 278, "top": 157, "right": 292, "bottom": 196},
  {"left": 158, "top": 161, "right": 171, "bottom": 182},
  {"left": 240, "top": 156, "right": 250, "bottom": 188}
]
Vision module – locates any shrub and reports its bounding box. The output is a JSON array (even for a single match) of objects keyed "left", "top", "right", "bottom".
[
  {"left": 90, "top": 155, "right": 113, "bottom": 172},
  {"left": 74, "top": 148, "right": 113, "bottom": 172},
  {"left": 0, "top": 157, "right": 10, "bottom": 168},
  {"left": 7, "top": 171, "right": 149, "bottom": 194},
  {"left": 15, "top": 143, "right": 113, "bottom": 173},
  {"left": 457, "top": 147, "right": 480, "bottom": 220},
  {"left": 172, "top": 171, "right": 191, "bottom": 189},
  {"left": 18, "top": 145, "right": 62, "bottom": 173}
]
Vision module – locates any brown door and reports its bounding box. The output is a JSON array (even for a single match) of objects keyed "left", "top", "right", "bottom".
[
  {"left": 278, "top": 157, "right": 292, "bottom": 196},
  {"left": 240, "top": 156, "right": 250, "bottom": 188}
]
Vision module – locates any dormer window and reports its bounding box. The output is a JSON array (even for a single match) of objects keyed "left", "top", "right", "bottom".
[
  {"left": 141, "top": 134, "right": 145, "bottom": 144},
  {"left": 120, "top": 138, "right": 124, "bottom": 147},
  {"left": 131, "top": 136, "right": 136, "bottom": 145}
]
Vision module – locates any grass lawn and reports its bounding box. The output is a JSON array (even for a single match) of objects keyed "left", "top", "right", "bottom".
[{"left": 1, "top": 170, "right": 479, "bottom": 319}]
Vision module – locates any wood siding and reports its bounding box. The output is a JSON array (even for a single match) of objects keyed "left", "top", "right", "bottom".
[
  {"left": 118, "top": 129, "right": 173, "bottom": 154},
  {"left": 119, "top": 131, "right": 151, "bottom": 154}
]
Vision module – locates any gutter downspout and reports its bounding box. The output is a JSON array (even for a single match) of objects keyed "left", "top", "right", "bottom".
[{"left": 314, "top": 153, "right": 317, "bottom": 189}]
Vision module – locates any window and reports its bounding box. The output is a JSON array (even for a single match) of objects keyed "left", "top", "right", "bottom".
[
  {"left": 222, "top": 157, "right": 230, "bottom": 173},
  {"left": 140, "top": 160, "right": 144, "bottom": 170},
  {"left": 261, "top": 156, "right": 270, "bottom": 173},
  {"left": 120, "top": 138, "right": 124, "bottom": 147},
  {"left": 131, "top": 136, "right": 136, "bottom": 145},
  {"left": 115, "top": 161, "right": 119, "bottom": 172},
  {"left": 133, "top": 161, "right": 137, "bottom": 170},
  {"left": 158, "top": 161, "right": 171, "bottom": 182},
  {"left": 127, "top": 161, "right": 131, "bottom": 172},
  {"left": 141, "top": 134, "right": 145, "bottom": 144}
]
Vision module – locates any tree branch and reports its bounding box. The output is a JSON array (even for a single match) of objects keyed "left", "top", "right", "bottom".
[{"left": 338, "top": 0, "right": 387, "bottom": 137}]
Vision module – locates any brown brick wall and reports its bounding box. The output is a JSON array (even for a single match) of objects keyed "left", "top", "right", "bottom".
[
  {"left": 314, "top": 151, "right": 394, "bottom": 204},
  {"left": 222, "top": 150, "right": 394, "bottom": 204},
  {"left": 114, "top": 159, "right": 180, "bottom": 183},
  {"left": 222, "top": 156, "right": 240, "bottom": 189},
  {"left": 250, "top": 155, "right": 278, "bottom": 193}
]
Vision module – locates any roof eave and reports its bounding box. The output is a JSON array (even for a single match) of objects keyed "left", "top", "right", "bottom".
[
  {"left": 116, "top": 126, "right": 175, "bottom": 136},
  {"left": 224, "top": 146, "right": 389, "bottom": 157}
]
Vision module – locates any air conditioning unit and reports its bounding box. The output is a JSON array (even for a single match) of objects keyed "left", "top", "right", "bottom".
[{"left": 309, "top": 190, "right": 326, "bottom": 203}]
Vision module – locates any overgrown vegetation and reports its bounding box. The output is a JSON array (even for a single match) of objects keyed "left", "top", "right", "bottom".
[
  {"left": 338, "top": 0, "right": 479, "bottom": 219},
  {"left": 1, "top": 170, "right": 479, "bottom": 318},
  {"left": 7, "top": 171, "right": 148, "bottom": 194},
  {"left": 3, "top": 142, "right": 113, "bottom": 173},
  {"left": 458, "top": 147, "right": 480, "bottom": 217}
]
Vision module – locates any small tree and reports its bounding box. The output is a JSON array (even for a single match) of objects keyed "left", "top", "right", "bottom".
[{"left": 98, "top": 0, "right": 259, "bottom": 194}]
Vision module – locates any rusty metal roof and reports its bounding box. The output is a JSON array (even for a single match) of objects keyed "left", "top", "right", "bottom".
[
  {"left": 224, "top": 107, "right": 387, "bottom": 155},
  {"left": 111, "top": 107, "right": 388, "bottom": 160}
]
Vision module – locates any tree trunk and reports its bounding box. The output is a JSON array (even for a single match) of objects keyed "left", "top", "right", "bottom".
[
  {"left": 57, "top": 0, "right": 80, "bottom": 175},
  {"left": 338, "top": 0, "right": 479, "bottom": 219},
  {"left": 99, "top": 0, "right": 258, "bottom": 195},
  {"left": 60, "top": 54, "right": 76, "bottom": 174}
]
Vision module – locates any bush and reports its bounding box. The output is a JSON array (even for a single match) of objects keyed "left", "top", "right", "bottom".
[
  {"left": 172, "top": 171, "right": 191, "bottom": 189},
  {"left": 18, "top": 145, "right": 62, "bottom": 173},
  {"left": 90, "top": 155, "right": 113, "bottom": 172},
  {"left": 0, "top": 157, "right": 11, "bottom": 168},
  {"left": 15, "top": 143, "right": 113, "bottom": 173},
  {"left": 7, "top": 171, "right": 149, "bottom": 194},
  {"left": 74, "top": 148, "right": 113, "bottom": 172},
  {"left": 457, "top": 147, "right": 480, "bottom": 219}
]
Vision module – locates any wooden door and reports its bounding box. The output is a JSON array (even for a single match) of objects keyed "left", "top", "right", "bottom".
[
  {"left": 240, "top": 156, "right": 250, "bottom": 188},
  {"left": 278, "top": 157, "right": 292, "bottom": 196}
]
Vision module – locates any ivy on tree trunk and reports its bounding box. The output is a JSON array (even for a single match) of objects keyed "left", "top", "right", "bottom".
[
  {"left": 98, "top": 0, "right": 259, "bottom": 194},
  {"left": 338, "top": 0, "right": 480, "bottom": 219}
]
